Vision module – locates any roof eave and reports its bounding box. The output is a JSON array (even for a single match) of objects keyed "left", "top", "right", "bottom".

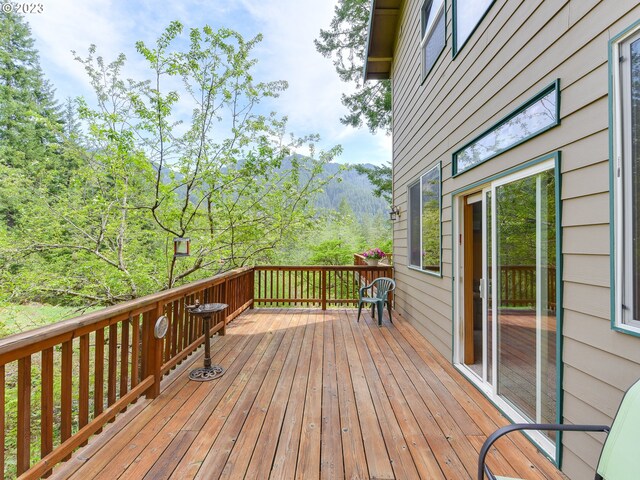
[{"left": 363, "top": 0, "right": 402, "bottom": 81}]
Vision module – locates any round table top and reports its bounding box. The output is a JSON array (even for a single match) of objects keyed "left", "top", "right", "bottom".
[{"left": 187, "top": 302, "right": 228, "bottom": 316}]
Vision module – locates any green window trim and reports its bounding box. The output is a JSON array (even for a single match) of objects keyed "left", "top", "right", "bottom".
[
  {"left": 420, "top": 0, "right": 447, "bottom": 83},
  {"left": 452, "top": 0, "right": 495, "bottom": 58},
  {"left": 609, "top": 18, "right": 640, "bottom": 339},
  {"left": 408, "top": 162, "right": 442, "bottom": 277},
  {"left": 452, "top": 79, "right": 561, "bottom": 177}
]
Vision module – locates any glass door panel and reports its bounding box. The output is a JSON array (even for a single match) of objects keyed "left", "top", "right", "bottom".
[
  {"left": 496, "top": 175, "right": 538, "bottom": 420},
  {"left": 494, "top": 169, "right": 556, "bottom": 431}
]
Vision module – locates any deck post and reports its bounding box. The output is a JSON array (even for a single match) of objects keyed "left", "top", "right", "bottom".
[
  {"left": 144, "top": 301, "right": 164, "bottom": 399},
  {"left": 321, "top": 269, "right": 327, "bottom": 310},
  {"left": 250, "top": 267, "right": 255, "bottom": 309}
]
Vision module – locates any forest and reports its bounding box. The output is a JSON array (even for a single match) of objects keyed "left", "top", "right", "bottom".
[{"left": 0, "top": 12, "right": 391, "bottom": 333}]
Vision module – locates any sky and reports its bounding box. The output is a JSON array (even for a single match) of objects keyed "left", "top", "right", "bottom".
[{"left": 23, "top": 0, "right": 391, "bottom": 166}]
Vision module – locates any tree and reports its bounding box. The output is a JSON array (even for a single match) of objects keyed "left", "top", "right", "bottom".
[
  {"left": 0, "top": 11, "right": 61, "bottom": 168},
  {"left": 0, "top": 11, "right": 64, "bottom": 231},
  {"left": 3, "top": 23, "right": 342, "bottom": 305},
  {"left": 354, "top": 162, "right": 392, "bottom": 205},
  {"left": 315, "top": 0, "right": 392, "bottom": 134}
]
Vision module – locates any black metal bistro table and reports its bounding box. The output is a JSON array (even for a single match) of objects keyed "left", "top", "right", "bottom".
[{"left": 186, "top": 302, "right": 228, "bottom": 381}]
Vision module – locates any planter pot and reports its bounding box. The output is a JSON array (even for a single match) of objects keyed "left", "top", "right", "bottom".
[{"left": 365, "top": 258, "right": 380, "bottom": 266}]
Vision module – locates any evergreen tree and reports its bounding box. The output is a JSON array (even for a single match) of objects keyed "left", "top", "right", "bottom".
[
  {"left": 354, "top": 162, "right": 392, "bottom": 205},
  {"left": 315, "top": 0, "right": 392, "bottom": 134},
  {"left": 0, "top": 11, "right": 61, "bottom": 168},
  {"left": 0, "top": 11, "right": 65, "bottom": 231}
]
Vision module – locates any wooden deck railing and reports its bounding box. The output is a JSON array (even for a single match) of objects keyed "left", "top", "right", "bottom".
[
  {"left": 0, "top": 267, "right": 254, "bottom": 479},
  {"left": 499, "top": 265, "right": 556, "bottom": 310},
  {"left": 254, "top": 265, "right": 393, "bottom": 308},
  {"left": 0, "top": 264, "right": 394, "bottom": 478}
]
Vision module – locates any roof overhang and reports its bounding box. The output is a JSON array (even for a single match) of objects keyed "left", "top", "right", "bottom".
[{"left": 363, "top": 0, "right": 402, "bottom": 80}]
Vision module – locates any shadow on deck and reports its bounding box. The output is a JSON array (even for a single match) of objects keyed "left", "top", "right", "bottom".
[{"left": 51, "top": 308, "right": 564, "bottom": 480}]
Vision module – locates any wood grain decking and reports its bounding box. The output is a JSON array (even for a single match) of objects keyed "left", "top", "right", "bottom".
[{"left": 51, "top": 308, "right": 565, "bottom": 480}]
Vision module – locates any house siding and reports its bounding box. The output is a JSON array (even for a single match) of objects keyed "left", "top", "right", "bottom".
[{"left": 388, "top": 0, "right": 640, "bottom": 477}]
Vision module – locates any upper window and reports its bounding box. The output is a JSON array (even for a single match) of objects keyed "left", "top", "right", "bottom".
[
  {"left": 453, "top": 0, "right": 494, "bottom": 56},
  {"left": 408, "top": 164, "right": 441, "bottom": 274},
  {"left": 613, "top": 24, "right": 640, "bottom": 333},
  {"left": 453, "top": 80, "right": 560, "bottom": 176},
  {"left": 421, "top": 0, "right": 445, "bottom": 80}
]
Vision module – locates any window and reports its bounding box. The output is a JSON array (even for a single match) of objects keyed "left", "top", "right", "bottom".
[
  {"left": 408, "top": 164, "right": 441, "bottom": 274},
  {"left": 453, "top": 80, "right": 560, "bottom": 175},
  {"left": 453, "top": 0, "right": 494, "bottom": 55},
  {"left": 421, "top": 0, "right": 445, "bottom": 79},
  {"left": 613, "top": 24, "right": 640, "bottom": 333}
]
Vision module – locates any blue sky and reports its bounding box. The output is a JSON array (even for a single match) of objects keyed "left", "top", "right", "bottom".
[{"left": 25, "top": 0, "right": 391, "bottom": 166}]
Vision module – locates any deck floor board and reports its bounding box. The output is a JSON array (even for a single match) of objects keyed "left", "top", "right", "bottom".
[{"left": 51, "top": 308, "right": 565, "bottom": 480}]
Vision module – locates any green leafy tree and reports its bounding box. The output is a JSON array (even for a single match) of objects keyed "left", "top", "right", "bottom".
[
  {"left": 4, "top": 23, "right": 341, "bottom": 305},
  {"left": 315, "top": 0, "right": 392, "bottom": 133}
]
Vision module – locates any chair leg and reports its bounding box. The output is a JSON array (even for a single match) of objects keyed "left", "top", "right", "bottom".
[
  {"left": 371, "top": 304, "right": 375, "bottom": 320},
  {"left": 377, "top": 302, "right": 384, "bottom": 326},
  {"left": 357, "top": 303, "right": 363, "bottom": 322},
  {"left": 387, "top": 301, "right": 392, "bottom": 323}
]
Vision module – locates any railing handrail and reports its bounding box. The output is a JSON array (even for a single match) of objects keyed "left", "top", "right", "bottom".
[
  {"left": 353, "top": 253, "right": 393, "bottom": 264},
  {"left": 0, "top": 267, "right": 253, "bottom": 363},
  {"left": 254, "top": 265, "right": 391, "bottom": 271}
]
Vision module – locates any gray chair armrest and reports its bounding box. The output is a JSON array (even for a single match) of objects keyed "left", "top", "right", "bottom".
[{"left": 478, "top": 423, "right": 610, "bottom": 480}]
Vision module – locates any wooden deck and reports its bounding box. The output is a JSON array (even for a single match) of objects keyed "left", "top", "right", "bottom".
[{"left": 50, "top": 308, "right": 565, "bottom": 480}]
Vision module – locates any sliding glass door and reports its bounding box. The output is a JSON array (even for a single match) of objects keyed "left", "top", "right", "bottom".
[{"left": 458, "top": 160, "right": 558, "bottom": 452}]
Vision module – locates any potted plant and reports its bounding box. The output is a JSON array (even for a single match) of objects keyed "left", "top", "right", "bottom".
[{"left": 362, "top": 248, "right": 386, "bottom": 266}]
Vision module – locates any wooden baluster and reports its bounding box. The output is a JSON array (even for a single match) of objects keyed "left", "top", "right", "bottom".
[
  {"left": 79, "top": 334, "right": 90, "bottom": 432},
  {"left": 256, "top": 269, "right": 261, "bottom": 306},
  {"left": 140, "top": 312, "right": 149, "bottom": 380},
  {"left": 181, "top": 296, "right": 187, "bottom": 351},
  {"left": 95, "top": 328, "right": 105, "bottom": 419},
  {"left": 131, "top": 315, "right": 140, "bottom": 401},
  {"left": 163, "top": 304, "right": 171, "bottom": 364},
  {"left": 108, "top": 324, "right": 118, "bottom": 408},
  {"left": 176, "top": 298, "right": 184, "bottom": 353},
  {"left": 61, "top": 341, "right": 72, "bottom": 459},
  {"left": 279, "top": 270, "right": 283, "bottom": 306},
  {"left": 0, "top": 364, "right": 4, "bottom": 480},
  {"left": 185, "top": 295, "right": 191, "bottom": 344},
  {"left": 188, "top": 294, "right": 195, "bottom": 344},
  {"left": 17, "top": 356, "right": 31, "bottom": 475},
  {"left": 171, "top": 300, "right": 179, "bottom": 357},
  {"left": 270, "top": 270, "right": 274, "bottom": 307},
  {"left": 41, "top": 348, "right": 54, "bottom": 468},
  {"left": 121, "top": 319, "right": 130, "bottom": 398},
  {"left": 250, "top": 269, "right": 255, "bottom": 308}
]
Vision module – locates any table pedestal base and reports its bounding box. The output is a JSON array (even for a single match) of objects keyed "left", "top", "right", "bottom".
[{"left": 188, "top": 365, "right": 225, "bottom": 382}]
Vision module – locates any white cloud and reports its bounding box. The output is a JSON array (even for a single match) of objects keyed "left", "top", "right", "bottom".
[{"left": 27, "top": 0, "right": 392, "bottom": 165}]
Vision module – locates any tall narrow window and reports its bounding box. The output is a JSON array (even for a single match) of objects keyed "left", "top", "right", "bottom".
[
  {"left": 613, "top": 24, "right": 640, "bottom": 333},
  {"left": 421, "top": 0, "right": 445, "bottom": 79},
  {"left": 453, "top": 0, "right": 494, "bottom": 55},
  {"left": 408, "top": 164, "right": 441, "bottom": 274}
]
